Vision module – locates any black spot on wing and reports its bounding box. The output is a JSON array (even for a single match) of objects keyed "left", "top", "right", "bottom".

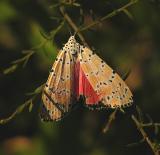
[
  {"left": 84, "top": 102, "right": 108, "bottom": 110},
  {"left": 45, "top": 84, "right": 48, "bottom": 87},
  {"left": 39, "top": 104, "right": 52, "bottom": 121},
  {"left": 50, "top": 69, "right": 54, "bottom": 72},
  {"left": 43, "top": 90, "right": 65, "bottom": 114}
]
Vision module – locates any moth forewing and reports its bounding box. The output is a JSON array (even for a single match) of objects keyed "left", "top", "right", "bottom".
[{"left": 40, "top": 36, "right": 80, "bottom": 121}]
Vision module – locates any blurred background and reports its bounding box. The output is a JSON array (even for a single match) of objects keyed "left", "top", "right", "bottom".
[{"left": 0, "top": 0, "right": 160, "bottom": 155}]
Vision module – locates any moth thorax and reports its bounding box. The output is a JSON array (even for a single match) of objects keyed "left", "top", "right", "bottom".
[{"left": 63, "top": 36, "right": 80, "bottom": 55}]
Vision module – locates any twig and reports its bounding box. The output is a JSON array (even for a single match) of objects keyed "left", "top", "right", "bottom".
[
  {"left": 142, "top": 123, "right": 160, "bottom": 127},
  {"left": 60, "top": 1, "right": 138, "bottom": 46},
  {"left": 0, "top": 84, "right": 44, "bottom": 125},
  {"left": 102, "top": 68, "right": 132, "bottom": 133},
  {"left": 80, "top": 0, "right": 138, "bottom": 32},
  {"left": 2, "top": 21, "right": 65, "bottom": 75},
  {"left": 3, "top": 50, "right": 35, "bottom": 75},
  {"left": 0, "top": 96, "right": 36, "bottom": 125},
  {"left": 126, "top": 138, "right": 145, "bottom": 147},
  {"left": 59, "top": 6, "right": 89, "bottom": 47},
  {"left": 102, "top": 109, "right": 117, "bottom": 133},
  {"left": 131, "top": 115, "right": 159, "bottom": 155}
]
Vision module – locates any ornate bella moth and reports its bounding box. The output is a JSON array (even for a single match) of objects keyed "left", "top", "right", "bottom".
[{"left": 40, "top": 36, "right": 133, "bottom": 121}]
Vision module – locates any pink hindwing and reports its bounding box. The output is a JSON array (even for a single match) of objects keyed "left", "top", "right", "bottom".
[{"left": 77, "top": 46, "right": 133, "bottom": 109}]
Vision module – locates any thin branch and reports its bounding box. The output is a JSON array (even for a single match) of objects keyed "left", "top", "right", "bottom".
[
  {"left": 102, "top": 68, "right": 132, "bottom": 133},
  {"left": 3, "top": 50, "right": 35, "bottom": 75},
  {"left": 59, "top": 6, "right": 89, "bottom": 47},
  {"left": 126, "top": 138, "right": 145, "bottom": 147},
  {"left": 102, "top": 109, "right": 117, "bottom": 133},
  {"left": 79, "top": 0, "right": 138, "bottom": 32},
  {"left": 2, "top": 21, "right": 65, "bottom": 75},
  {"left": 142, "top": 123, "right": 160, "bottom": 127},
  {"left": 0, "top": 96, "right": 36, "bottom": 125},
  {"left": 59, "top": 1, "right": 138, "bottom": 46},
  {"left": 0, "top": 84, "right": 44, "bottom": 125},
  {"left": 131, "top": 115, "right": 159, "bottom": 155}
]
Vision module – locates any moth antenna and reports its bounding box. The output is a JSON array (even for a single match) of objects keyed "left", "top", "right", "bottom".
[
  {"left": 73, "top": 31, "right": 77, "bottom": 37},
  {"left": 66, "top": 25, "right": 73, "bottom": 36}
]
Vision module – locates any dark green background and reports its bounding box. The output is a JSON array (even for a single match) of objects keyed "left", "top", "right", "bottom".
[{"left": 0, "top": 0, "right": 160, "bottom": 155}]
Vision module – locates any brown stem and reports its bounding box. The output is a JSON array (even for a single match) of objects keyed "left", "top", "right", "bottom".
[
  {"left": 102, "top": 109, "right": 117, "bottom": 133},
  {"left": 142, "top": 123, "right": 160, "bottom": 127},
  {"left": 131, "top": 115, "right": 159, "bottom": 155},
  {"left": 80, "top": 0, "right": 138, "bottom": 32},
  {"left": 59, "top": 6, "right": 89, "bottom": 47},
  {"left": 0, "top": 96, "right": 36, "bottom": 125}
]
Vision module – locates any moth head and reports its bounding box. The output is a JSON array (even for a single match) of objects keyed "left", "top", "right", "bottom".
[{"left": 63, "top": 36, "right": 80, "bottom": 55}]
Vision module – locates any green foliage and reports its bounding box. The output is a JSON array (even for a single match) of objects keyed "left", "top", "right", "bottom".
[
  {"left": 0, "top": 1, "right": 17, "bottom": 22},
  {"left": 3, "top": 64, "right": 18, "bottom": 74},
  {"left": 123, "top": 9, "right": 134, "bottom": 20}
]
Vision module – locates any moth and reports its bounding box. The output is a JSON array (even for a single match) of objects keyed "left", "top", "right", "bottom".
[{"left": 40, "top": 36, "right": 133, "bottom": 121}]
